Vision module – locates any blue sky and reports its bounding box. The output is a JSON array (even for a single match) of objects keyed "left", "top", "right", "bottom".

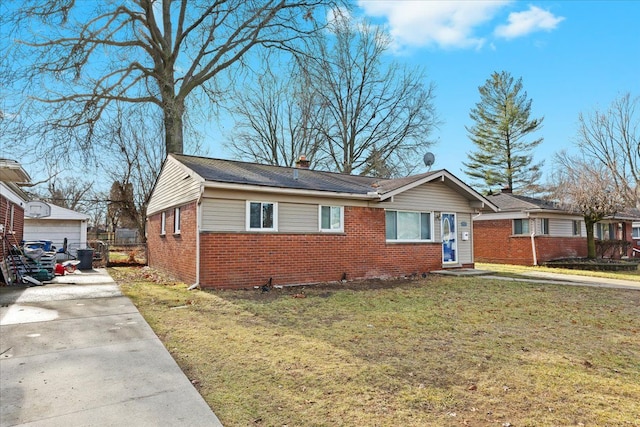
[{"left": 207, "top": 1, "right": 638, "bottom": 182}]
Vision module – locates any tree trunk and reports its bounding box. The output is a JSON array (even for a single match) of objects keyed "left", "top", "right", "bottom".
[
  {"left": 164, "top": 98, "right": 185, "bottom": 154},
  {"left": 585, "top": 218, "right": 597, "bottom": 259}
]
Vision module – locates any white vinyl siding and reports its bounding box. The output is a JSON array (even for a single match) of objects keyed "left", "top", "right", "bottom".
[
  {"left": 23, "top": 219, "right": 88, "bottom": 254},
  {"left": 385, "top": 181, "right": 474, "bottom": 213},
  {"left": 279, "top": 203, "right": 318, "bottom": 233},
  {"left": 147, "top": 156, "right": 201, "bottom": 216}
]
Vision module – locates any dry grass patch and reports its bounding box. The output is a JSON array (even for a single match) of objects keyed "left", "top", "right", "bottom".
[{"left": 111, "top": 268, "right": 640, "bottom": 427}]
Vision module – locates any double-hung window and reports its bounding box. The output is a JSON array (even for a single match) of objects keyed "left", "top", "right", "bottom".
[
  {"left": 385, "top": 210, "right": 432, "bottom": 241},
  {"left": 633, "top": 226, "right": 640, "bottom": 239},
  {"left": 247, "top": 201, "right": 277, "bottom": 231},
  {"left": 160, "top": 211, "right": 166, "bottom": 235},
  {"left": 319, "top": 206, "right": 343, "bottom": 232},
  {"left": 513, "top": 219, "right": 529, "bottom": 235}
]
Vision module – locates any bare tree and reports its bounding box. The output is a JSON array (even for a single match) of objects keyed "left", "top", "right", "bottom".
[
  {"left": 552, "top": 152, "right": 628, "bottom": 259},
  {"left": 229, "top": 10, "right": 438, "bottom": 176},
  {"left": 575, "top": 93, "right": 640, "bottom": 207},
  {"left": 101, "top": 104, "right": 167, "bottom": 242},
  {"left": 227, "top": 60, "right": 326, "bottom": 167},
  {"left": 2, "top": 0, "right": 336, "bottom": 159}
]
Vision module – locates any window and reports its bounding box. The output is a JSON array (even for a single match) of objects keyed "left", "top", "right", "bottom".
[
  {"left": 247, "top": 201, "right": 277, "bottom": 231},
  {"left": 633, "top": 226, "right": 640, "bottom": 239},
  {"left": 385, "top": 210, "right": 431, "bottom": 241},
  {"left": 513, "top": 219, "right": 529, "bottom": 235},
  {"left": 319, "top": 206, "right": 343, "bottom": 232},
  {"left": 174, "top": 207, "right": 181, "bottom": 234},
  {"left": 573, "top": 220, "right": 581, "bottom": 236},
  {"left": 541, "top": 218, "right": 550, "bottom": 235},
  {"left": 160, "top": 211, "right": 166, "bottom": 235},
  {"left": 9, "top": 205, "right": 15, "bottom": 233}
]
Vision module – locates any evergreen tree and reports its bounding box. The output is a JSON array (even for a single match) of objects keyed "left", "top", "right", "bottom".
[{"left": 463, "top": 71, "right": 544, "bottom": 194}]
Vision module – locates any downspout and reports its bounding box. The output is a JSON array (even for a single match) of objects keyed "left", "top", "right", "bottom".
[
  {"left": 529, "top": 213, "right": 538, "bottom": 266},
  {"left": 188, "top": 183, "right": 204, "bottom": 290}
]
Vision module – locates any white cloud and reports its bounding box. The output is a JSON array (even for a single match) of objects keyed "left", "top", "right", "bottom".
[
  {"left": 357, "top": 0, "right": 510, "bottom": 50},
  {"left": 494, "top": 5, "right": 565, "bottom": 39}
]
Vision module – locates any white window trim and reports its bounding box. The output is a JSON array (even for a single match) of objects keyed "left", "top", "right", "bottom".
[
  {"left": 174, "top": 207, "right": 181, "bottom": 234},
  {"left": 318, "top": 205, "right": 344, "bottom": 232},
  {"left": 246, "top": 201, "right": 278, "bottom": 232},
  {"left": 385, "top": 209, "right": 434, "bottom": 243},
  {"left": 160, "top": 211, "right": 166, "bottom": 235},
  {"left": 513, "top": 218, "right": 530, "bottom": 235},
  {"left": 633, "top": 226, "right": 640, "bottom": 239},
  {"left": 541, "top": 218, "right": 550, "bottom": 235}
]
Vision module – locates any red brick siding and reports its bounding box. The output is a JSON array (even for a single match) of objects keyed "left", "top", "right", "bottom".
[
  {"left": 147, "top": 202, "right": 198, "bottom": 284},
  {"left": 199, "top": 206, "right": 443, "bottom": 289},
  {"left": 474, "top": 219, "right": 587, "bottom": 265},
  {"left": 1, "top": 195, "right": 24, "bottom": 260}
]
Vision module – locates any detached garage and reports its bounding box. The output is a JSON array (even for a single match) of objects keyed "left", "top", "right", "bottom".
[{"left": 23, "top": 202, "right": 89, "bottom": 254}]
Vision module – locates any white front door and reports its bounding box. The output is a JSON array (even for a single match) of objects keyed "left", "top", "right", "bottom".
[{"left": 442, "top": 213, "right": 457, "bottom": 264}]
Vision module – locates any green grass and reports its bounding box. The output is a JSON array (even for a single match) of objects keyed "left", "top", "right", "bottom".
[{"left": 112, "top": 268, "right": 640, "bottom": 426}]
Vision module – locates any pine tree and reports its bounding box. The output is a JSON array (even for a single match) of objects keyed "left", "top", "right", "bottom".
[{"left": 463, "top": 71, "right": 544, "bottom": 194}]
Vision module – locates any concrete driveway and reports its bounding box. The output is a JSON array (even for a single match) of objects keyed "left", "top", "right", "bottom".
[{"left": 0, "top": 269, "right": 222, "bottom": 427}]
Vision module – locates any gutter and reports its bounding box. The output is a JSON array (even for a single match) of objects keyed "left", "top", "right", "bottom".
[
  {"left": 528, "top": 213, "right": 538, "bottom": 266},
  {"left": 203, "top": 181, "right": 381, "bottom": 201},
  {"left": 188, "top": 183, "right": 205, "bottom": 290}
]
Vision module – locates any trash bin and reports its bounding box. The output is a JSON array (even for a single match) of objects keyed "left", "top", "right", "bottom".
[{"left": 76, "top": 249, "right": 94, "bottom": 270}]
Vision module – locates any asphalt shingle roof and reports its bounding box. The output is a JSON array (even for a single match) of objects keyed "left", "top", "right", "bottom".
[
  {"left": 486, "top": 193, "right": 563, "bottom": 212},
  {"left": 173, "top": 154, "right": 439, "bottom": 196}
]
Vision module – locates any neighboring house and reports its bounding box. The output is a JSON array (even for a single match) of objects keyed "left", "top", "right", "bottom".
[
  {"left": 0, "top": 159, "right": 31, "bottom": 261},
  {"left": 474, "top": 190, "right": 639, "bottom": 265},
  {"left": 146, "top": 154, "right": 497, "bottom": 289},
  {"left": 23, "top": 202, "right": 90, "bottom": 255}
]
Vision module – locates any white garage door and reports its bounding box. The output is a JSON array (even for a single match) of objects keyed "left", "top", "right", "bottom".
[{"left": 23, "top": 220, "right": 86, "bottom": 253}]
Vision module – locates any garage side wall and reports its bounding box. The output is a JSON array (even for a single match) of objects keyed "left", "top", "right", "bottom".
[
  {"left": 147, "top": 201, "right": 198, "bottom": 284},
  {"left": 199, "top": 206, "right": 442, "bottom": 289}
]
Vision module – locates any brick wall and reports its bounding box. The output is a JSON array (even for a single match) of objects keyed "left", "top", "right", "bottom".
[
  {"left": 147, "top": 202, "right": 198, "bottom": 284},
  {"left": 199, "top": 206, "right": 443, "bottom": 289},
  {"left": 1, "top": 195, "right": 24, "bottom": 260},
  {"left": 474, "top": 219, "right": 587, "bottom": 265}
]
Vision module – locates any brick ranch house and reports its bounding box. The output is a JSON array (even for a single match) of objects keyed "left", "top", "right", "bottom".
[
  {"left": 474, "top": 190, "right": 639, "bottom": 265},
  {"left": 146, "top": 154, "right": 497, "bottom": 289},
  {"left": 1, "top": 159, "right": 31, "bottom": 271}
]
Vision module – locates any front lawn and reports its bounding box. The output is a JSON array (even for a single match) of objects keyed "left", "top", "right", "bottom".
[{"left": 112, "top": 268, "right": 640, "bottom": 426}]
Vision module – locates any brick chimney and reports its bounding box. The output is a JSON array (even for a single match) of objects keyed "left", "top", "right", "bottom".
[
  {"left": 501, "top": 186, "right": 512, "bottom": 194},
  {"left": 295, "top": 155, "right": 310, "bottom": 169}
]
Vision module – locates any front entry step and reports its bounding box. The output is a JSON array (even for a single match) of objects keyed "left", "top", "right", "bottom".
[{"left": 431, "top": 268, "right": 493, "bottom": 277}]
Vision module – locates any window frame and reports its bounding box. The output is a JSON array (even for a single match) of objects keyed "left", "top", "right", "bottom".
[
  {"left": 541, "top": 218, "right": 550, "bottom": 235},
  {"left": 174, "top": 207, "right": 181, "bottom": 234},
  {"left": 572, "top": 220, "right": 581, "bottom": 236},
  {"left": 513, "top": 218, "right": 530, "bottom": 235},
  {"left": 160, "top": 211, "right": 166, "bottom": 235},
  {"left": 246, "top": 201, "right": 278, "bottom": 232},
  {"left": 633, "top": 226, "right": 640, "bottom": 239},
  {"left": 385, "top": 209, "right": 433, "bottom": 242},
  {"left": 318, "top": 205, "right": 344, "bottom": 232}
]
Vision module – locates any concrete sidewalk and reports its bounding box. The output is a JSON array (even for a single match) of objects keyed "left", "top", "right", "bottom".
[
  {"left": 481, "top": 270, "right": 640, "bottom": 291},
  {"left": 0, "top": 269, "right": 223, "bottom": 427}
]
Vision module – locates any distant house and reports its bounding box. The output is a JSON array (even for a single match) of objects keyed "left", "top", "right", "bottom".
[
  {"left": 0, "top": 159, "right": 31, "bottom": 261},
  {"left": 146, "top": 154, "right": 497, "bottom": 289},
  {"left": 474, "top": 190, "right": 639, "bottom": 265},
  {"left": 23, "top": 202, "right": 90, "bottom": 256}
]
